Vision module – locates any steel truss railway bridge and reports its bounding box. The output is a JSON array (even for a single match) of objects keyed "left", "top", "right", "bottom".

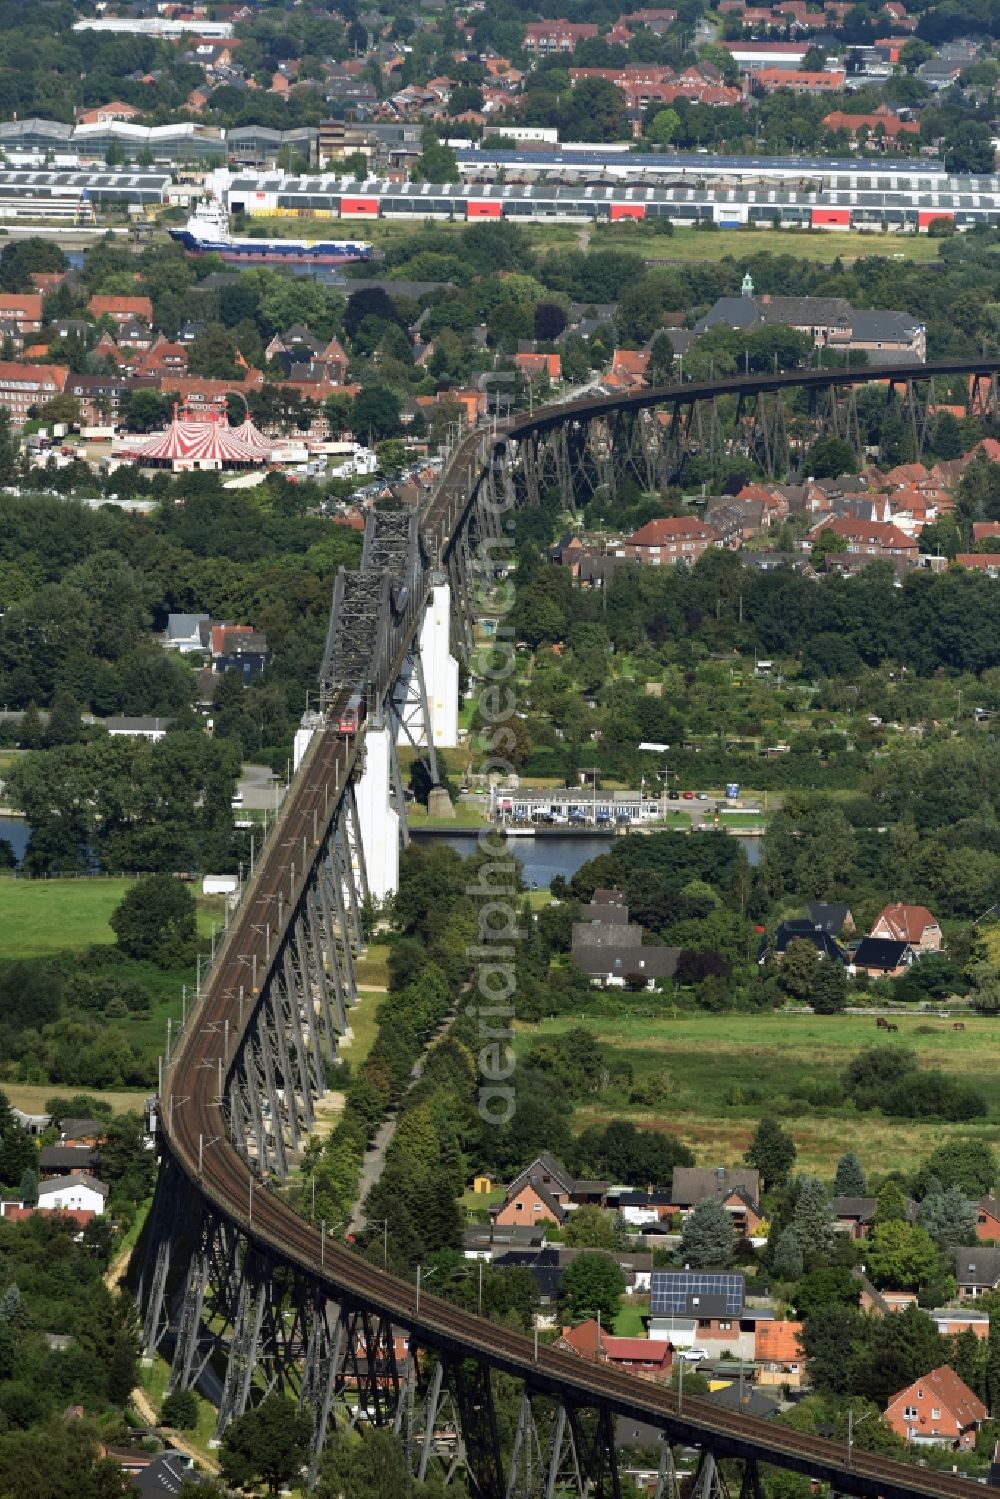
[{"left": 133, "top": 359, "right": 1000, "bottom": 1499}]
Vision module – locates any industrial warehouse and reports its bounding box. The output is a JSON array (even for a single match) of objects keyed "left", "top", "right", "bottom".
[
  {"left": 2, "top": 156, "right": 1000, "bottom": 232},
  {"left": 216, "top": 167, "right": 1000, "bottom": 233}
]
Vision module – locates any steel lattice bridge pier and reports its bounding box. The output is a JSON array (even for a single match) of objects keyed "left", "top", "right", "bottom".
[{"left": 133, "top": 360, "right": 1000, "bottom": 1499}]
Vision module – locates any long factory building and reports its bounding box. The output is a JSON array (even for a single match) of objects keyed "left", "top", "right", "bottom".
[
  {"left": 4, "top": 160, "right": 1000, "bottom": 232},
  {"left": 220, "top": 168, "right": 1000, "bottom": 232}
]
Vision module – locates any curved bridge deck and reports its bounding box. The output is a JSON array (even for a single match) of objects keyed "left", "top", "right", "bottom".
[{"left": 158, "top": 359, "right": 1000, "bottom": 1499}]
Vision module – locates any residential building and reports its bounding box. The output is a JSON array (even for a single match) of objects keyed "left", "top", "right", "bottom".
[
  {"left": 0, "top": 361, "right": 69, "bottom": 427},
  {"left": 164, "top": 614, "right": 211, "bottom": 652},
  {"left": 670, "top": 1167, "right": 762, "bottom": 1236},
  {"left": 649, "top": 1269, "right": 748, "bottom": 1351},
  {"left": 930, "top": 1308, "right": 989, "bottom": 1340},
  {"left": 103, "top": 716, "right": 170, "bottom": 742},
  {"left": 807, "top": 902, "right": 855, "bottom": 936},
  {"left": 37, "top": 1173, "right": 108, "bottom": 1215},
  {"left": 976, "top": 1195, "right": 1000, "bottom": 1242},
  {"left": 807, "top": 517, "right": 919, "bottom": 563},
  {"left": 573, "top": 943, "right": 681, "bottom": 988},
  {"left": 88, "top": 294, "right": 155, "bottom": 327},
  {"left": 871, "top": 902, "right": 942, "bottom": 952},
  {"left": 522, "top": 21, "right": 600, "bottom": 51},
  {"left": 39, "top": 1145, "right": 98, "bottom": 1176},
  {"left": 757, "top": 67, "right": 845, "bottom": 92},
  {"left": 850, "top": 937, "right": 915, "bottom": 978},
  {"left": 957, "top": 553, "right": 1000, "bottom": 578},
  {"left": 823, "top": 105, "right": 920, "bottom": 145},
  {"left": 624, "top": 517, "right": 719, "bottom": 566},
  {"left": 0, "top": 294, "right": 42, "bottom": 333},
  {"left": 957, "top": 1247, "right": 1000, "bottom": 1299},
  {"left": 557, "top": 1319, "right": 673, "bottom": 1380},
  {"left": 768, "top": 917, "right": 846, "bottom": 962},
  {"left": 885, "top": 1365, "right": 986, "bottom": 1449},
  {"left": 494, "top": 1181, "right": 567, "bottom": 1228},
  {"left": 755, "top": 1320, "right": 804, "bottom": 1388}
]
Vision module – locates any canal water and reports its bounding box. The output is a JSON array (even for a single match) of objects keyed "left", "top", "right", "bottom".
[{"left": 411, "top": 831, "right": 762, "bottom": 887}]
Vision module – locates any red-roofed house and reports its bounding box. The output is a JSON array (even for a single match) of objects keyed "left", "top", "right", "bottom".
[
  {"left": 625, "top": 517, "right": 719, "bottom": 565},
  {"left": 494, "top": 1180, "right": 566, "bottom": 1227},
  {"left": 515, "top": 352, "right": 561, "bottom": 382},
  {"left": 607, "top": 349, "right": 651, "bottom": 390},
  {"left": 956, "top": 553, "right": 1000, "bottom": 578},
  {"left": 0, "top": 361, "right": 69, "bottom": 426},
  {"left": 755, "top": 1320, "right": 804, "bottom": 1388},
  {"left": 758, "top": 67, "right": 845, "bottom": 92},
  {"left": 558, "top": 1319, "right": 672, "bottom": 1379},
  {"left": 523, "top": 21, "right": 599, "bottom": 51},
  {"left": 885, "top": 1366, "right": 986, "bottom": 1450},
  {"left": 0, "top": 294, "right": 42, "bottom": 333},
  {"left": 823, "top": 105, "right": 919, "bottom": 143},
  {"left": 76, "top": 101, "right": 141, "bottom": 125},
  {"left": 89, "top": 294, "right": 154, "bottom": 327},
  {"left": 871, "top": 902, "right": 942, "bottom": 952},
  {"left": 807, "top": 517, "right": 918, "bottom": 562},
  {"left": 973, "top": 522, "right": 1000, "bottom": 543}
]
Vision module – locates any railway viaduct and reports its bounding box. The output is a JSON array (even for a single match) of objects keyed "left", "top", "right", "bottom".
[{"left": 132, "top": 359, "right": 1000, "bottom": 1499}]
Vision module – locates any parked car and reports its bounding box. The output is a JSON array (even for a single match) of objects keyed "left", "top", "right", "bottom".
[{"left": 682, "top": 791, "right": 695, "bottom": 800}]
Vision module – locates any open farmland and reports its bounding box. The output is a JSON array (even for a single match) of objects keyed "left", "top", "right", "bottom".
[{"left": 515, "top": 1010, "right": 1000, "bottom": 1176}]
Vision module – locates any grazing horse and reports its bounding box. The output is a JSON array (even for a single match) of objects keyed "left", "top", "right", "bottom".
[
  {"left": 886, "top": 1022, "right": 899, "bottom": 1032},
  {"left": 876, "top": 1016, "right": 890, "bottom": 1029},
  {"left": 954, "top": 1022, "right": 966, "bottom": 1031}
]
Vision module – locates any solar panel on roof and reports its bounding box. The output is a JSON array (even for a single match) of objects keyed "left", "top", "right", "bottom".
[{"left": 651, "top": 1271, "right": 744, "bottom": 1318}]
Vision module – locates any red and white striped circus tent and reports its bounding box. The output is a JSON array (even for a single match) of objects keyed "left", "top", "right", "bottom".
[{"left": 122, "top": 402, "right": 275, "bottom": 472}]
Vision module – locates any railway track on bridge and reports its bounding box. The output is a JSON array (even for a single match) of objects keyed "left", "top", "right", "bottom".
[{"left": 156, "top": 364, "right": 1000, "bottom": 1498}]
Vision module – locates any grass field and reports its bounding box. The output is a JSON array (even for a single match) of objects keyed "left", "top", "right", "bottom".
[
  {"left": 590, "top": 224, "right": 944, "bottom": 265},
  {"left": 0, "top": 878, "right": 224, "bottom": 960},
  {"left": 3, "top": 1081, "right": 148, "bottom": 1114},
  {"left": 515, "top": 1011, "right": 1000, "bottom": 1177},
  {"left": 238, "top": 213, "right": 942, "bottom": 267}
]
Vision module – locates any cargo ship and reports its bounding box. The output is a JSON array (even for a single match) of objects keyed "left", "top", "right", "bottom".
[{"left": 168, "top": 200, "right": 373, "bottom": 266}]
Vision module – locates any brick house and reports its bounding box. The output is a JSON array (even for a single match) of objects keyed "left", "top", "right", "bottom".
[
  {"left": 870, "top": 902, "right": 942, "bottom": 952},
  {"left": 624, "top": 517, "right": 719, "bottom": 566},
  {"left": 758, "top": 67, "right": 845, "bottom": 92},
  {"left": 976, "top": 1195, "right": 1000, "bottom": 1242},
  {"left": 88, "top": 294, "right": 155, "bottom": 327},
  {"left": 0, "top": 294, "right": 42, "bottom": 334},
  {"left": 0, "top": 361, "right": 69, "bottom": 427},
  {"left": 493, "top": 1180, "right": 566, "bottom": 1228},
  {"left": 523, "top": 21, "right": 599, "bottom": 50},
  {"left": 755, "top": 1320, "right": 804, "bottom": 1388},
  {"left": 885, "top": 1365, "right": 986, "bottom": 1449},
  {"left": 557, "top": 1319, "right": 673, "bottom": 1381},
  {"left": 807, "top": 517, "right": 919, "bottom": 562}
]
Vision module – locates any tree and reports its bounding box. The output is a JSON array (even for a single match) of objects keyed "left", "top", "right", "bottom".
[
  {"left": 875, "top": 1180, "right": 908, "bottom": 1223},
  {"left": 219, "top": 1393, "right": 312, "bottom": 1496},
  {"left": 315, "top": 1427, "right": 413, "bottom": 1499},
  {"left": 913, "top": 1140, "right": 997, "bottom": 1198},
  {"left": 110, "top": 874, "right": 197, "bottom": 968},
  {"left": 745, "top": 1117, "right": 796, "bottom": 1192},
  {"left": 564, "top": 1205, "right": 619, "bottom": 1249},
  {"left": 864, "top": 1220, "right": 941, "bottom": 1291},
  {"left": 647, "top": 107, "right": 681, "bottom": 145},
  {"left": 789, "top": 1175, "right": 834, "bottom": 1259},
  {"left": 802, "top": 1303, "right": 866, "bottom": 1394},
  {"left": 352, "top": 384, "right": 403, "bottom": 442},
  {"left": 45, "top": 690, "right": 83, "bottom": 747},
  {"left": 834, "top": 1152, "right": 867, "bottom": 1197},
  {"left": 809, "top": 526, "right": 847, "bottom": 572},
  {"left": 811, "top": 960, "right": 847, "bottom": 1014},
  {"left": 559, "top": 1252, "right": 626, "bottom": 1324},
  {"left": 806, "top": 435, "right": 857, "bottom": 479},
  {"left": 794, "top": 1265, "right": 861, "bottom": 1319},
  {"left": 534, "top": 302, "right": 567, "bottom": 342},
  {"left": 161, "top": 1389, "right": 199, "bottom": 1429},
  {"left": 772, "top": 1226, "right": 804, "bottom": 1281},
  {"left": 779, "top": 938, "right": 819, "bottom": 999},
  {"left": 680, "top": 1197, "right": 735, "bottom": 1269},
  {"left": 916, "top": 1183, "right": 977, "bottom": 1247}
]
